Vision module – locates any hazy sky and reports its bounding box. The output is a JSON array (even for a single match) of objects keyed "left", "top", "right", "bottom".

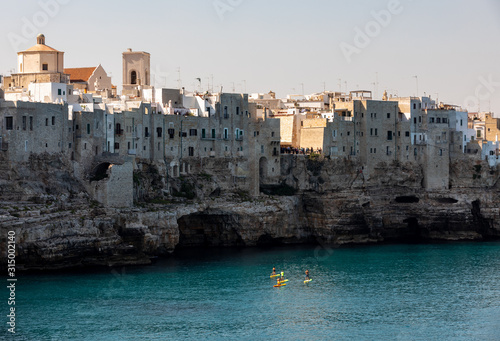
[{"left": 1, "top": 0, "right": 499, "bottom": 114}]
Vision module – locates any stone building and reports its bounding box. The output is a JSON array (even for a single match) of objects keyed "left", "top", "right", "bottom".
[
  {"left": 324, "top": 99, "right": 410, "bottom": 167},
  {"left": 3, "top": 34, "right": 69, "bottom": 90},
  {"left": 0, "top": 100, "right": 70, "bottom": 162},
  {"left": 64, "top": 65, "right": 112, "bottom": 94},
  {"left": 122, "top": 49, "right": 151, "bottom": 97}
]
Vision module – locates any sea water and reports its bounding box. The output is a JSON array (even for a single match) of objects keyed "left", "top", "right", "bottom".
[{"left": 5, "top": 243, "right": 500, "bottom": 341}]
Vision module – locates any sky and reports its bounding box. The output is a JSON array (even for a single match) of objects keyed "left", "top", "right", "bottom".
[{"left": 0, "top": 0, "right": 499, "bottom": 115}]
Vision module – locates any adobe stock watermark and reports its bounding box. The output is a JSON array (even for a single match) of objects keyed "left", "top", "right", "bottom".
[
  {"left": 7, "top": 0, "right": 72, "bottom": 52},
  {"left": 340, "top": 0, "right": 410, "bottom": 64},
  {"left": 463, "top": 75, "right": 500, "bottom": 111},
  {"left": 213, "top": 0, "right": 244, "bottom": 21}
]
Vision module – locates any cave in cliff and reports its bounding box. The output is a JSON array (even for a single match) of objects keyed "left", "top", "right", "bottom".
[{"left": 177, "top": 213, "right": 244, "bottom": 248}]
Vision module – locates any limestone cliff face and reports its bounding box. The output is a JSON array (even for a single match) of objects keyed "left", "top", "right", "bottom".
[
  {"left": 281, "top": 155, "right": 500, "bottom": 244},
  {"left": 1, "top": 154, "right": 499, "bottom": 270}
]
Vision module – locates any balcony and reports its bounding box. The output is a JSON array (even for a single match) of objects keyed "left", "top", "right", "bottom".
[
  {"left": 337, "top": 116, "right": 353, "bottom": 122},
  {"left": 115, "top": 129, "right": 124, "bottom": 136}
]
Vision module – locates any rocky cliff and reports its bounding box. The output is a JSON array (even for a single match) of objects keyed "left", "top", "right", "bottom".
[{"left": 1, "top": 153, "right": 499, "bottom": 271}]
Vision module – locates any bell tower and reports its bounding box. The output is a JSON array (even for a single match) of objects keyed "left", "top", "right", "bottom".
[{"left": 122, "top": 48, "right": 150, "bottom": 96}]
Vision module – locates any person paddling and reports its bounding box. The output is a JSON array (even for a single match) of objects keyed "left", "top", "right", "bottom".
[
  {"left": 271, "top": 267, "right": 276, "bottom": 276},
  {"left": 305, "top": 269, "right": 310, "bottom": 281}
]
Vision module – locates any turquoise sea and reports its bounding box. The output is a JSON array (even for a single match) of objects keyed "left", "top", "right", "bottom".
[{"left": 5, "top": 243, "right": 500, "bottom": 341}]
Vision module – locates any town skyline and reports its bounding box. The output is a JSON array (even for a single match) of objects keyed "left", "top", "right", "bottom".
[{"left": 0, "top": 0, "right": 499, "bottom": 115}]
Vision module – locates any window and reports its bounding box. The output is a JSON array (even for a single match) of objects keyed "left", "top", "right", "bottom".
[
  {"left": 271, "top": 132, "right": 275, "bottom": 137},
  {"left": 131, "top": 71, "right": 137, "bottom": 85},
  {"left": 261, "top": 145, "right": 264, "bottom": 154},
  {"left": 58, "top": 89, "right": 62, "bottom": 96},
  {"left": 128, "top": 142, "right": 131, "bottom": 149},
  {"left": 375, "top": 129, "right": 378, "bottom": 136},
  {"left": 387, "top": 131, "right": 393, "bottom": 140},
  {"left": 211, "top": 129, "right": 216, "bottom": 138},
  {"left": 46, "top": 118, "right": 49, "bottom": 126},
  {"left": 413, "top": 103, "right": 416, "bottom": 110},
  {"left": 370, "top": 128, "right": 373, "bottom": 136},
  {"left": 189, "top": 129, "right": 197, "bottom": 136},
  {"left": 188, "top": 147, "right": 194, "bottom": 156},
  {"left": 414, "top": 117, "right": 417, "bottom": 124},
  {"left": 202, "top": 129, "right": 206, "bottom": 138},
  {"left": 418, "top": 116, "right": 421, "bottom": 123},
  {"left": 387, "top": 113, "right": 390, "bottom": 119},
  {"left": 87, "top": 124, "right": 90, "bottom": 134},
  {"left": 29, "top": 117, "right": 33, "bottom": 131},
  {"left": 436, "top": 118, "right": 441, "bottom": 123},
  {"left": 224, "top": 106, "right": 228, "bottom": 118},
  {"left": 114, "top": 142, "right": 120, "bottom": 150},
  {"left": 236, "top": 107, "right": 240, "bottom": 115},
  {"left": 460, "top": 119, "right": 463, "bottom": 126},
  {"left": 224, "top": 128, "right": 229, "bottom": 140},
  {"left": 42, "top": 63, "right": 48, "bottom": 71},
  {"left": 168, "top": 128, "right": 175, "bottom": 139},
  {"left": 6, "top": 117, "right": 13, "bottom": 130},
  {"left": 157, "top": 127, "right": 162, "bottom": 137},
  {"left": 443, "top": 118, "right": 448, "bottom": 124},
  {"left": 439, "top": 149, "right": 443, "bottom": 156},
  {"left": 405, "top": 131, "right": 410, "bottom": 137},
  {"left": 347, "top": 131, "right": 350, "bottom": 136},
  {"left": 22, "top": 116, "right": 26, "bottom": 130},
  {"left": 52, "top": 116, "right": 55, "bottom": 125},
  {"left": 145, "top": 127, "right": 149, "bottom": 137},
  {"left": 430, "top": 117, "right": 435, "bottom": 123}
]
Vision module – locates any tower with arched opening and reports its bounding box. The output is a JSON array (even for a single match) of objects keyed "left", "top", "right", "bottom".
[{"left": 122, "top": 48, "right": 151, "bottom": 97}]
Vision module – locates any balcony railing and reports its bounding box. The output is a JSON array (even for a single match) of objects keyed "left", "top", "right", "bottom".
[{"left": 115, "top": 129, "right": 124, "bottom": 136}]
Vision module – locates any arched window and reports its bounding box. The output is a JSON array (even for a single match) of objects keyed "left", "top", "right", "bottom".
[{"left": 131, "top": 71, "right": 137, "bottom": 85}]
